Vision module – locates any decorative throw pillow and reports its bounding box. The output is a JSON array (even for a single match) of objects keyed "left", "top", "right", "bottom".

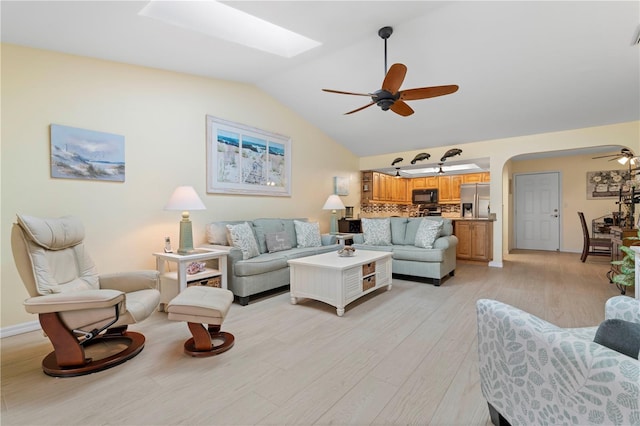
[
  {"left": 293, "top": 220, "right": 322, "bottom": 248},
  {"left": 226, "top": 222, "right": 260, "bottom": 260},
  {"left": 414, "top": 219, "right": 443, "bottom": 249},
  {"left": 594, "top": 319, "right": 640, "bottom": 359},
  {"left": 362, "top": 218, "right": 391, "bottom": 245},
  {"left": 265, "top": 231, "right": 292, "bottom": 253}
]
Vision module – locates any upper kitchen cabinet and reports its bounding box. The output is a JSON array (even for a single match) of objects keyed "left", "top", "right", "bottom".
[
  {"left": 361, "top": 171, "right": 409, "bottom": 204},
  {"left": 439, "top": 175, "right": 463, "bottom": 203},
  {"left": 411, "top": 176, "right": 439, "bottom": 189},
  {"left": 463, "top": 172, "right": 490, "bottom": 183}
]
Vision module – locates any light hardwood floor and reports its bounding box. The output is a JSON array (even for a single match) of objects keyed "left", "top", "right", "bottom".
[{"left": 1, "top": 250, "right": 622, "bottom": 426}]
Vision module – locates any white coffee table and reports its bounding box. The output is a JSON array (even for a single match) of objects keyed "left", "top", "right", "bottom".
[{"left": 288, "top": 250, "right": 392, "bottom": 316}]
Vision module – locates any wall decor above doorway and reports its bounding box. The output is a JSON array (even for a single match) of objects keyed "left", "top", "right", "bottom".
[{"left": 206, "top": 115, "right": 291, "bottom": 197}]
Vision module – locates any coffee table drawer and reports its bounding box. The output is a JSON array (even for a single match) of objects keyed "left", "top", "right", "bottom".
[
  {"left": 362, "top": 261, "right": 376, "bottom": 276},
  {"left": 362, "top": 275, "right": 376, "bottom": 291}
]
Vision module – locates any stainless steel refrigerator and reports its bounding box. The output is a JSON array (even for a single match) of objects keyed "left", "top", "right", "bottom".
[{"left": 460, "top": 183, "right": 490, "bottom": 218}]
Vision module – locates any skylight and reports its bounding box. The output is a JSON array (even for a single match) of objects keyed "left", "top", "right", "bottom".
[{"left": 138, "top": 1, "right": 321, "bottom": 58}]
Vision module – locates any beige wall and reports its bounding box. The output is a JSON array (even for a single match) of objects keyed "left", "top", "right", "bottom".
[
  {"left": 360, "top": 121, "right": 640, "bottom": 266},
  {"left": 510, "top": 154, "right": 634, "bottom": 253},
  {"left": 1, "top": 44, "right": 360, "bottom": 328}
]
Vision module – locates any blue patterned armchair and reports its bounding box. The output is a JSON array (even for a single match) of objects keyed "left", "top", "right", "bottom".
[{"left": 476, "top": 296, "right": 640, "bottom": 426}]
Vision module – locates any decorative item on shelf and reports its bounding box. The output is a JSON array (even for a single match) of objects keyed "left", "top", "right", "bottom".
[
  {"left": 323, "top": 194, "right": 346, "bottom": 234},
  {"left": 411, "top": 153, "right": 431, "bottom": 164},
  {"left": 186, "top": 261, "right": 207, "bottom": 275},
  {"left": 338, "top": 246, "right": 356, "bottom": 257},
  {"left": 164, "top": 186, "right": 206, "bottom": 255},
  {"left": 440, "top": 148, "right": 463, "bottom": 162}
]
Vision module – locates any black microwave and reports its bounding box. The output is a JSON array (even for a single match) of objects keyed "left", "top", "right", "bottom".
[{"left": 412, "top": 188, "right": 438, "bottom": 204}]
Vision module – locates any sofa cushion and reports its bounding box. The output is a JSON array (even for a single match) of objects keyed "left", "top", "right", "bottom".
[
  {"left": 351, "top": 244, "right": 393, "bottom": 253},
  {"left": 265, "top": 231, "right": 292, "bottom": 253},
  {"left": 393, "top": 245, "right": 445, "bottom": 262},
  {"left": 404, "top": 218, "right": 424, "bottom": 245},
  {"left": 206, "top": 220, "right": 246, "bottom": 245},
  {"left": 414, "top": 219, "right": 443, "bottom": 249},
  {"left": 253, "top": 218, "right": 286, "bottom": 253},
  {"left": 233, "top": 252, "right": 289, "bottom": 276},
  {"left": 226, "top": 222, "right": 260, "bottom": 260},
  {"left": 594, "top": 319, "right": 640, "bottom": 359},
  {"left": 390, "top": 217, "right": 408, "bottom": 245},
  {"left": 294, "top": 220, "right": 322, "bottom": 248},
  {"left": 362, "top": 218, "right": 391, "bottom": 245}
]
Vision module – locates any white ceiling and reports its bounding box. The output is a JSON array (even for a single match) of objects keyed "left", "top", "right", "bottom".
[{"left": 2, "top": 1, "right": 639, "bottom": 161}]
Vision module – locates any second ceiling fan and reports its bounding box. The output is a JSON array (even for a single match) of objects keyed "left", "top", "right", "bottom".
[{"left": 322, "top": 26, "right": 459, "bottom": 117}]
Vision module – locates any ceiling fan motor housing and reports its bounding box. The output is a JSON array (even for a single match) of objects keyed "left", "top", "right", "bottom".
[{"left": 372, "top": 89, "right": 399, "bottom": 110}]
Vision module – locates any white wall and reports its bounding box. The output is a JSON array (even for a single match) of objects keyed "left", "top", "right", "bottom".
[{"left": 1, "top": 44, "right": 360, "bottom": 328}]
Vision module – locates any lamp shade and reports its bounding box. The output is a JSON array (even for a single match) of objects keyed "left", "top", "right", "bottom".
[
  {"left": 164, "top": 186, "right": 206, "bottom": 211},
  {"left": 323, "top": 194, "right": 345, "bottom": 210}
]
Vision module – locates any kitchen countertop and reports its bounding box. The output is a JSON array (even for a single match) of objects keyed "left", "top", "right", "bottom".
[{"left": 449, "top": 217, "right": 496, "bottom": 221}]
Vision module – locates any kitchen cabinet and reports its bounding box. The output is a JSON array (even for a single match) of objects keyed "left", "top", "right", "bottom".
[
  {"left": 463, "top": 172, "right": 490, "bottom": 183},
  {"left": 411, "top": 176, "right": 439, "bottom": 189},
  {"left": 362, "top": 171, "right": 409, "bottom": 204},
  {"left": 455, "top": 220, "right": 493, "bottom": 261},
  {"left": 438, "top": 175, "right": 463, "bottom": 203}
]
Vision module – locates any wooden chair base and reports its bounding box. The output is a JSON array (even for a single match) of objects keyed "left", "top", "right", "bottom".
[
  {"left": 184, "top": 323, "right": 234, "bottom": 357},
  {"left": 41, "top": 331, "right": 145, "bottom": 377}
]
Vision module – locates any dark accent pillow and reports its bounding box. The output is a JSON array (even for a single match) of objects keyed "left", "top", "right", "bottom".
[
  {"left": 265, "top": 231, "right": 292, "bottom": 253},
  {"left": 594, "top": 319, "right": 640, "bottom": 359}
]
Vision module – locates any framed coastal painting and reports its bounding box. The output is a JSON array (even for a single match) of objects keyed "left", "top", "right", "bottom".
[
  {"left": 334, "top": 176, "right": 349, "bottom": 195},
  {"left": 50, "top": 124, "right": 125, "bottom": 182},
  {"left": 586, "top": 169, "right": 632, "bottom": 199},
  {"left": 206, "top": 116, "right": 291, "bottom": 196}
]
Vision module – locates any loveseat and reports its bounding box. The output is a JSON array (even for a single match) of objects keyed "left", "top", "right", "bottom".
[
  {"left": 476, "top": 296, "right": 640, "bottom": 426},
  {"left": 350, "top": 217, "right": 458, "bottom": 285},
  {"left": 202, "top": 218, "right": 339, "bottom": 305}
]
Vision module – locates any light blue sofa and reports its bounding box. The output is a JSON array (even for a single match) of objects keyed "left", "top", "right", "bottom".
[
  {"left": 351, "top": 217, "right": 458, "bottom": 286},
  {"left": 203, "top": 218, "right": 339, "bottom": 305}
]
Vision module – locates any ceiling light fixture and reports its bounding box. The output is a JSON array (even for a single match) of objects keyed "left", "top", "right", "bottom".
[{"left": 138, "top": 1, "right": 321, "bottom": 58}]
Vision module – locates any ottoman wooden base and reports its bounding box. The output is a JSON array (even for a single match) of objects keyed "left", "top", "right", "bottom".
[
  {"left": 167, "top": 286, "right": 235, "bottom": 357},
  {"left": 184, "top": 323, "right": 234, "bottom": 357}
]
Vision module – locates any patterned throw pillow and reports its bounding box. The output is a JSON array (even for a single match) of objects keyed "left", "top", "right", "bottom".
[
  {"left": 293, "top": 220, "right": 322, "bottom": 248},
  {"left": 226, "top": 222, "right": 260, "bottom": 260},
  {"left": 414, "top": 219, "right": 443, "bottom": 249},
  {"left": 362, "top": 218, "right": 391, "bottom": 245},
  {"left": 265, "top": 231, "right": 292, "bottom": 253}
]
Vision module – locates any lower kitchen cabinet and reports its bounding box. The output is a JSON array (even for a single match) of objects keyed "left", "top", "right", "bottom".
[{"left": 455, "top": 220, "right": 493, "bottom": 261}]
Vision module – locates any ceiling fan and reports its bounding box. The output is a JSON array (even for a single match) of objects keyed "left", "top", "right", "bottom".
[
  {"left": 592, "top": 148, "right": 637, "bottom": 165},
  {"left": 322, "top": 26, "right": 459, "bottom": 117}
]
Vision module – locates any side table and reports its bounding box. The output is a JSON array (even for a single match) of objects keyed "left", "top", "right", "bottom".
[
  {"left": 153, "top": 249, "right": 228, "bottom": 312},
  {"left": 332, "top": 233, "right": 355, "bottom": 246}
]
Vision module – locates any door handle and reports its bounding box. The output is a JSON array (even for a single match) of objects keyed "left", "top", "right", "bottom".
[{"left": 551, "top": 214, "right": 558, "bottom": 217}]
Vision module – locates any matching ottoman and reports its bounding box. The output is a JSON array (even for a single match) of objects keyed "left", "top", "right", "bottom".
[{"left": 167, "top": 286, "right": 235, "bottom": 357}]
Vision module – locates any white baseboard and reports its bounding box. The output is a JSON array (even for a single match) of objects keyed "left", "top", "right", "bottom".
[
  {"left": 488, "top": 260, "right": 503, "bottom": 268},
  {"left": 0, "top": 320, "right": 41, "bottom": 338}
]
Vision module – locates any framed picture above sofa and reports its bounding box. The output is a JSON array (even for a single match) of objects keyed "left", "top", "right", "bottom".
[{"left": 206, "top": 115, "right": 291, "bottom": 197}]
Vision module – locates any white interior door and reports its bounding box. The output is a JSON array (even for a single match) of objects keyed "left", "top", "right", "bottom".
[{"left": 515, "top": 172, "right": 560, "bottom": 251}]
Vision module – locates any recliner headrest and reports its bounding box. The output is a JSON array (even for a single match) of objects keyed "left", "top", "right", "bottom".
[{"left": 16, "top": 214, "right": 85, "bottom": 250}]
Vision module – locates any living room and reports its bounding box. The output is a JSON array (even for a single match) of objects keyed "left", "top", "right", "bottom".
[{"left": 2, "top": 2, "right": 639, "bottom": 425}]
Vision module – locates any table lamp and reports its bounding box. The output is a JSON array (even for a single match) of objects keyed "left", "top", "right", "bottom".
[
  {"left": 323, "top": 194, "right": 345, "bottom": 234},
  {"left": 164, "top": 186, "right": 206, "bottom": 254}
]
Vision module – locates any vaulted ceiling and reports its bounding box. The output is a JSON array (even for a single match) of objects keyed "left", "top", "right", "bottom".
[{"left": 2, "top": 1, "right": 638, "bottom": 158}]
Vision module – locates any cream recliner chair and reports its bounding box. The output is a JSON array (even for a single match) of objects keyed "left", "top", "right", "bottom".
[{"left": 11, "top": 214, "right": 160, "bottom": 377}]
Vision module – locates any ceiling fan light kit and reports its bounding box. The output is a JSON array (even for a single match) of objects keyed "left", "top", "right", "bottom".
[{"left": 322, "top": 26, "right": 459, "bottom": 116}]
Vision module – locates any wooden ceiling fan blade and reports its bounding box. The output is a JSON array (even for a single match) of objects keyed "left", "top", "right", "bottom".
[
  {"left": 322, "top": 89, "right": 372, "bottom": 96},
  {"left": 381, "top": 63, "right": 407, "bottom": 93},
  {"left": 390, "top": 100, "right": 414, "bottom": 116},
  {"left": 400, "top": 85, "right": 459, "bottom": 101},
  {"left": 345, "top": 102, "right": 376, "bottom": 115},
  {"left": 592, "top": 154, "right": 619, "bottom": 159}
]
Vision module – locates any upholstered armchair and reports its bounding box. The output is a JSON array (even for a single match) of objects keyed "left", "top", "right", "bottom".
[
  {"left": 477, "top": 296, "right": 640, "bottom": 426},
  {"left": 11, "top": 214, "right": 160, "bottom": 377}
]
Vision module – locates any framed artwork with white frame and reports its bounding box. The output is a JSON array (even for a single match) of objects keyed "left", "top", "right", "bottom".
[{"left": 206, "top": 115, "right": 291, "bottom": 196}]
